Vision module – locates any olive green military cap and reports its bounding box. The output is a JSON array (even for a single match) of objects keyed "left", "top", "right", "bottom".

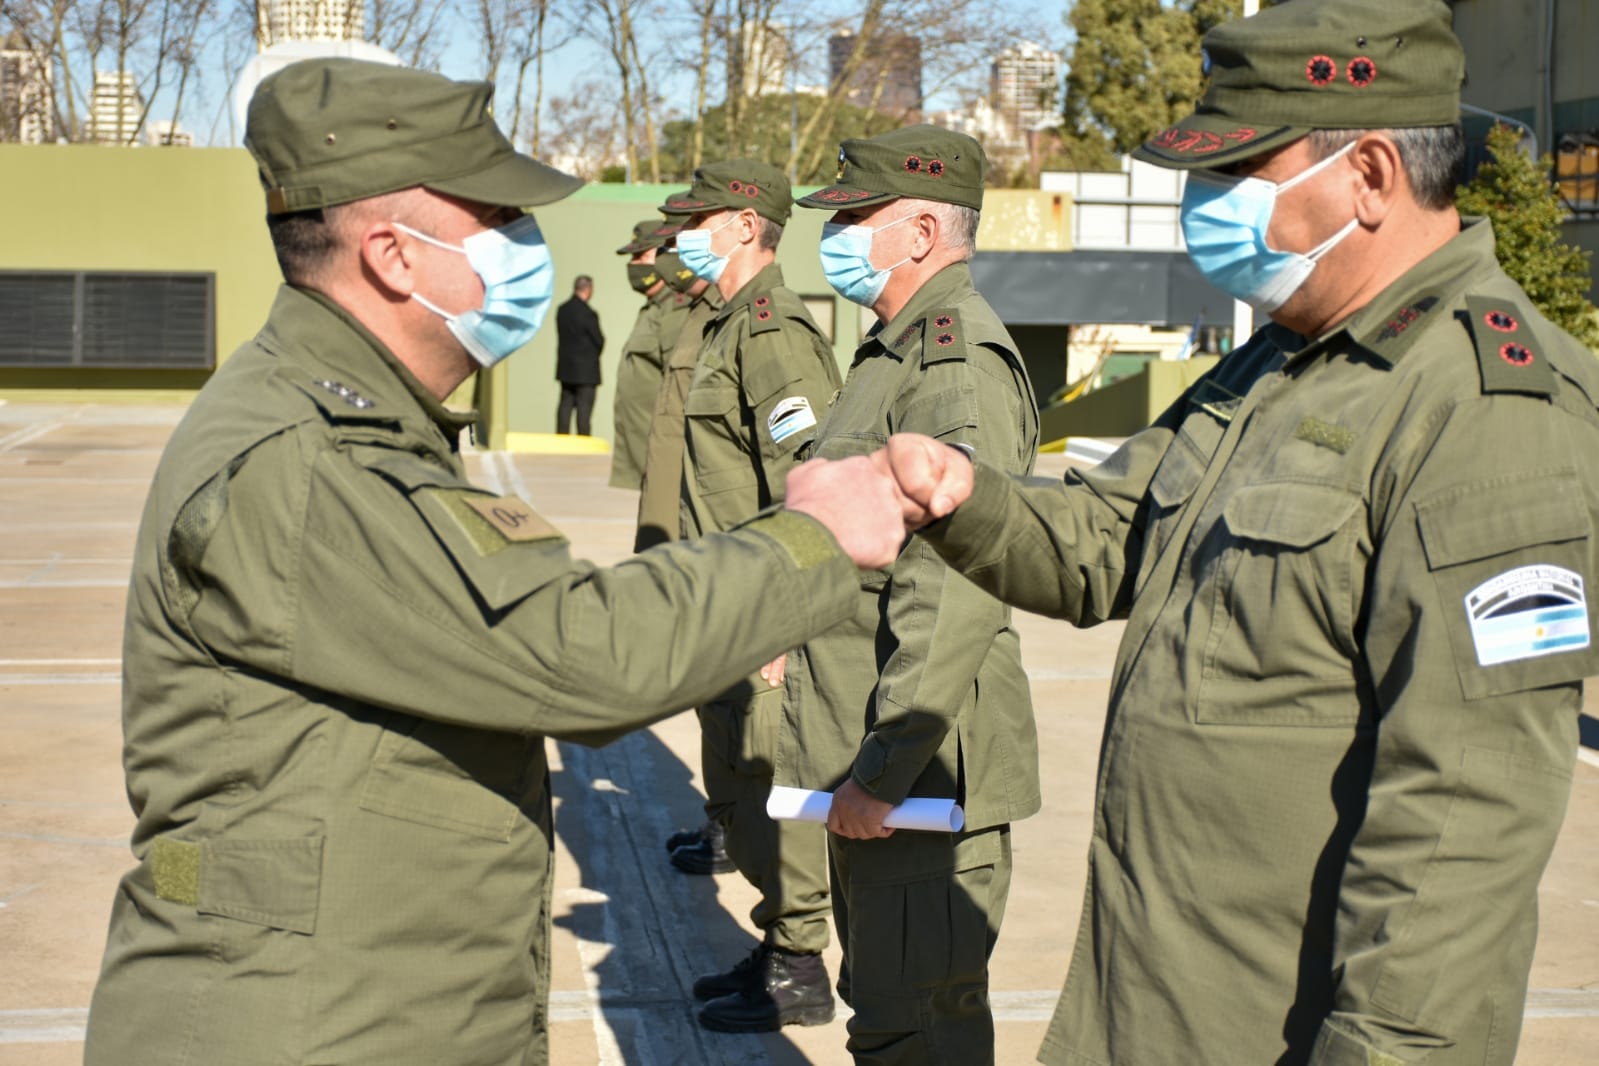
[
  {"left": 795, "top": 125, "right": 987, "bottom": 211},
  {"left": 616, "top": 217, "right": 683, "bottom": 255},
  {"left": 1134, "top": 0, "right": 1464, "bottom": 170},
  {"left": 659, "top": 161, "right": 792, "bottom": 226},
  {"left": 246, "top": 58, "right": 582, "bottom": 214}
]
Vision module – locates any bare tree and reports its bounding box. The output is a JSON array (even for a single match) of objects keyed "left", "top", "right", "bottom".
[
  {"left": 542, "top": 77, "right": 623, "bottom": 181},
  {"left": 369, "top": 0, "right": 447, "bottom": 69}
]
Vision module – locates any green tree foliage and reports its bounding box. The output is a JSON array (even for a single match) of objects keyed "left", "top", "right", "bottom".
[
  {"left": 644, "top": 94, "right": 883, "bottom": 185},
  {"left": 1456, "top": 124, "right": 1599, "bottom": 349}
]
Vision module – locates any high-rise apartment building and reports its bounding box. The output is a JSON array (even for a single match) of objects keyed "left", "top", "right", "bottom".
[
  {"left": 0, "top": 32, "right": 53, "bottom": 143},
  {"left": 86, "top": 70, "right": 144, "bottom": 146},
  {"left": 991, "top": 41, "right": 1060, "bottom": 138},
  {"left": 259, "top": 0, "right": 366, "bottom": 48},
  {"left": 828, "top": 30, "right": 922, "bottom": 119}
]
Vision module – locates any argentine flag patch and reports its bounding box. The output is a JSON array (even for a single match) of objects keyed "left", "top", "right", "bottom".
[
  {"left": 768, "top": 396, "right": 817, "bottom": 445},
  {"left": 1465, "top": 564, "right": 1590, "bottom": 667}
]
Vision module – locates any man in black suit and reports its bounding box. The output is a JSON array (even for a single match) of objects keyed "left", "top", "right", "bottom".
[{"left": 555, "top": 275, "right": 604, "bottom": 434}]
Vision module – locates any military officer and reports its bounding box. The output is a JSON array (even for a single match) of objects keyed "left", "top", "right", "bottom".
[
  {"left": 875, "top": 3, "right": 1599, "bottom": 1064},
  {"left": 608, "top": 216, "right": 683, "bottom": 489},
  {"left": 781, "top": 126, "right": 1041, "bottom": 1065},
  {"left": 82, "top": 59, "right": 910, "bottom": 1066},
  {"left": 657, "top": 160, "right": 844, "bottom": 1032},
  {"left": 636, "top": 198, "right": 725, "bottom": 551}
]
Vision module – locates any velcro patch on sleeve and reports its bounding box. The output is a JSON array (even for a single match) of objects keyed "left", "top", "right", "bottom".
[
  {"left": 462, "top": 495, "right": 563, "bottom": 543},
  {"left": 1465, "top": 564, "right": 1589, "bottom": 666},
  {"left": 768, "top": 396, "right": 818, "bottom": 445}
]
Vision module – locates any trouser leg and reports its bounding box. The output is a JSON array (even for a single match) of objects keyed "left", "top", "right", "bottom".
[
  {"left": 700, "top": 690, "right": 830, "bottom": 953},
  {"left": 574, "top": 384, "right": 596, "bottom": 436},
  {"left": 556, "top": 385, "right": 575, "bottom": 433},
  {"left": 831, "top": 824, "right": 1013, "bottom": 1066}
]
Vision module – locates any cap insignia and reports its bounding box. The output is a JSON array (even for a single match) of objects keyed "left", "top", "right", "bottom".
[
  {"left": 927, "top": 159, "right": 944, "bottom": 177},
  {"left": 1307, "top": 56, "right": 1337, "bottom": 86},
  {"left": 1347, "top": 57, "right": 1377, "bottom": 87},
  {"left": 1484, "top": 310, "right": 1519, "bottom": 333},
  {"left": 904, "top": 155, "right": 922, "bottom": 172},
  {"left": 816, "top": 188, "right": 875, "bottom": 203},
  {"left": 1500, "top": 342, "right": 1534, "bottom": 367},
  {"left": 1151, "top": 125, "right": 1259, "bottom": 155}
]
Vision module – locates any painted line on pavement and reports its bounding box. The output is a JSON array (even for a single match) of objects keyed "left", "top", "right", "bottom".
[
  {"left": 0, "top": 659, "right": 120, "bottom": 666},
  {"left": 0, "top": 830, "right": 125, "bottom": 848},
  {"left": 0, "top": 579, "right": 127, "bottom": 589},
  {"left": 0, "top": 673, "right": 120, "bottom": 685},
  {"left": 1579, "top": 748, "right": 1599, "bottom": 770},
  {"left": 9, "top": 988, "right": 1599, "bottom": 1045},
  {"left": 0, "top": 421, "right": 61, "bottom": 453},
  {"left": 1064, "top": 438, "right": 1118, "bottom": 464}
]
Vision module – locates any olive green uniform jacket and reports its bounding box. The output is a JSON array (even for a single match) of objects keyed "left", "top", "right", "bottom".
[
  {"left": 84, "top": 286, "right": 859, "bottom": 1066},
  {"left": 777, "top": 263, "right": 1041, "bottom": 829},
  {"left": 680, "top": 262, "right": 842, "bottom": 539},
  {"left": 635, "top": 286, "right": 723, "bottom": 551},
  {"left": 922, "top": 222, "right": 1599, "bottom": 1066},
  {"left": 608, "top": 286, "right": 683, "bottom": 489}
]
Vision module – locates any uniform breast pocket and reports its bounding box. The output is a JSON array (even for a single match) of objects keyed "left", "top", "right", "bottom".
[
  {"left": 684, "top": 385, "right": 757, "bottom": 491},
  {"left": 1196, "top": 480, "right": 1367, "bottom": 726},
  {"left": 1417, "top": 471, "right": 1597, "bottom": 700}
]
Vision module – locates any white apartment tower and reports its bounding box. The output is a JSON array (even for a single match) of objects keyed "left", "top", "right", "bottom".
[
  {"left": 990, "top": 41, "right": 1061, "bottom": 139},
  {"left": 0, "top": 32, "right": 53, "bottom": 143},
  {"left": 87, "top": 70, "right": 144, "bottom": 145},
  {"left": 259, "top": 0, "right": 366, "bottom": 48}
]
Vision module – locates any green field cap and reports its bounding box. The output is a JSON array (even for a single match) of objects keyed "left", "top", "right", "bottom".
[
  {"left": 1134, "top": 0, "right": 1464, "bottom": 170},
  {"left": 246, "top": 58, "right": 582, "bottom": 214},
  {"left": 659, "top": 161, "right": 792, "bottom": 226},
  {"left": 616, "top": 217, "right": 683, "bottom": 255},
  {"left": 796, "top": 125, "right": 987, "bottom": 211}
]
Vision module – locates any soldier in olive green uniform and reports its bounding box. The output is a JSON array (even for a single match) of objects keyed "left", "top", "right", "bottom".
[
  {"left": 780, "top": 127, "right": 1040, "bottom": 1065},
  {"left": 879, "top": 4, "right": 1599, "bottom": 1065},
  {"left": 82, "top": 60, "right": 911, "bottom": 1066},
  {"left": 608, "top": 217, "right": 682, "bottom": 489},
  {"left": 658, "top": 161, "right": 845, "bottom": 1032},
  {"left": 636, "top": 204, "right": 725, "bottom": 551}
]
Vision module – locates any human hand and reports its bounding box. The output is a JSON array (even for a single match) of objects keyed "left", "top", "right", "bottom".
[
  {"left": 876, "top": 434, "right": 974, "bottom": 528},
  {"left": 826, "top": 777, "right": 895, "bottom": 840},
  {"left": 760, "top": 653, "right": 787, "bottom": 687},
  {"left": 784, "top": 456, "right": 909, "bottom": 570}
]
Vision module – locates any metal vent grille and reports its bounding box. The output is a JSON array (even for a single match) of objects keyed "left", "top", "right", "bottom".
[{"left": 0, "top": 271, "right": 215, "bottom": 368}]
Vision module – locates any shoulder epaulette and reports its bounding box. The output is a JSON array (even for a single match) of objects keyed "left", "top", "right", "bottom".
[
  {"left": 1463, "top": 294, "right": 1555, "bottom": 397},
  {"left": 291, "top": 376, "right": 393, "bottom": 424},
  {"left": 747, "top": 292, "right": 782, "bottom": 335},
  {"left": 922, "top": 308, "right": 967, "bottom": 364}
]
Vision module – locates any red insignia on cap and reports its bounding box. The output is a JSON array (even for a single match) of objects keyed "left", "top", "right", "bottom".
[
  {"left": 1500, "top": 342, "right": 1534, "bottom": 366},
  {"left": 927, "top": 159, "right": 944, "bottom": 177},
  {"left": 817, "top": 189, "right": 874, "bottom": 203},
  {"left": 934, "top": 315, "right": 953, "bottom": 328},
  {"left": 1347, "top": 57, "right": 1377, "bottom": 87},
  {"left": 1151, "top": 125, "right": 1259, "bottom": 155},
  {"left": 744, "top": 183, "right": 759, "bottom": 198},
  {"left": 1485, "top": 310, "right": 1519, "bottom": 333},
  {"left": 904, "top": 155, "right": 922, "bottom": 172},
  {"left": 729, "top": 180, "right": 743, "bottom": 193},
  {"left": 936, "top": 332, "right": 955, "bottom": 346},
  {"left": 1306, "top": 55, "right": 1337, "bottom": 86}
]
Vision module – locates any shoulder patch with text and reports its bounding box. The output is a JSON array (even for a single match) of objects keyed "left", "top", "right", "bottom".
[
  {"left": 768, "top": 396, "right": 817, "bottom": 445},
  {"left": 1465, "top": 564, "right": 1590, "bottom": 666}
]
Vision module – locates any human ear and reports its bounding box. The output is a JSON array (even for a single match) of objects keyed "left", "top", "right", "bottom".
[
  {"left": 359, "top": 220, "right": 417, "bottom": 299},
  {"left": 1351, "top": 133, "right": 1403, "bottom": 226}
]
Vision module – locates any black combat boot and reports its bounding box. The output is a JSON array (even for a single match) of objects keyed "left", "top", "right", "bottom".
[
  {"left": 691, "top": 943, "right": 767, "bottom": 1000},
  {"left": 697, "top": 946, "right": 835, "bottom": 1032},
  {"left": 669, "top": 821, "right": 734, "bottom": 875},
  {"left": 664, "top": 819, "right": 714, "bottom": 853}
]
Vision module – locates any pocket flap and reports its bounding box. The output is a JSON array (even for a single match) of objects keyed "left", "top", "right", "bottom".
[
  {"left": 199, "top": 837, "right": 324, "bottom": 934},
  {"left": 1223, "top": 481, "right": 1362, "bottom": 548},
  {"left": 1148, "top": 439, "right": 1205, "bottom": 509},
  {"left": 1417, "top": 472, "right": 1589, "bottom": 570},
  {"left": 685, "top": 385, "right": 740, "bottom": 417}
]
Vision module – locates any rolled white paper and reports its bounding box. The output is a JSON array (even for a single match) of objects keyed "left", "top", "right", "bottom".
[{"left": 766, "top": 785, "right": 965, "bottom": 833}]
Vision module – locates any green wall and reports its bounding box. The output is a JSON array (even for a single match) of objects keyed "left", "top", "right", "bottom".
[
  {"left": 0, "top": 144, "right": 280, "bottom": 396},
  {"left": 0, "top": 148, "right": 859, "bottom": 445}
]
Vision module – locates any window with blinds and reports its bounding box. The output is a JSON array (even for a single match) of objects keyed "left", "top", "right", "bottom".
[{"left": 0, "top": 271, "right": 215, "bottom": 368}]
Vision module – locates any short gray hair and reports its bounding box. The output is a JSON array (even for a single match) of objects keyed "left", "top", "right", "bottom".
[
  {"left": 913, "top": 200, "right": 980, "bottom": 261},
  {"left": 1307, "top": 125, "right": 1464, "bottom": 211}
]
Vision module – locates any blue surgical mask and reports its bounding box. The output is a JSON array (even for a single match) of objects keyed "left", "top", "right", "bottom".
[
  {"left": 398, "top": 214, "right": 555, "bottom": 367},
  {"left": 1179, "top": 141, "right": 1358, "bottom": 312},
  {"left": 818, "top": 215, "right": 914, "bottom": 307},
  {"left": 675, "top": 214, "right": 737, "bottom": 284}
]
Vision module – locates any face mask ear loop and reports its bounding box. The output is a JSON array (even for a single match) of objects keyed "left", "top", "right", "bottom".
[
  {"left": 1305, "top": 217, "right": 1361, "bottom": 262},
  {"left": 1276, "top": 139, "right": 1358, "bottom": 194},
  {"left": 392, "top": 221, "right": 465, "bottom": 254}
]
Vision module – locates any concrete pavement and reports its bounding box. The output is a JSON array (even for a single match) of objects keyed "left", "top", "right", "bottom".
[{"left": 2, "top": 401, "right": 1596, "bottom": 1065}]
